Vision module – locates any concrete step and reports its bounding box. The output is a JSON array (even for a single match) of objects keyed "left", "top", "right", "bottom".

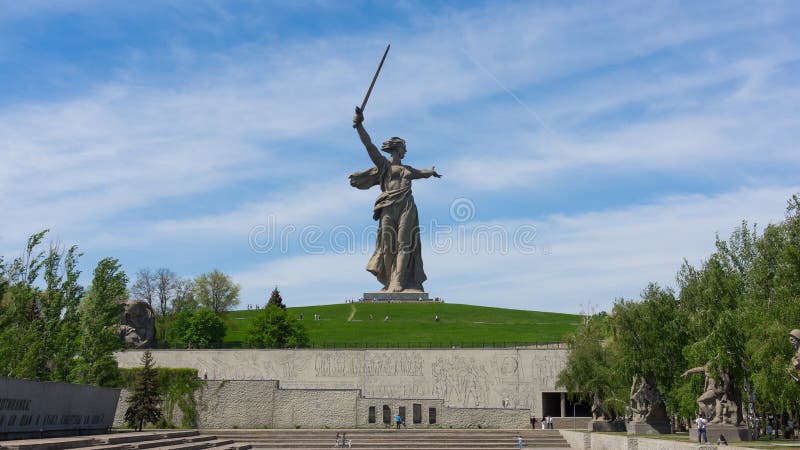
[
  {"left": 208, "top": 431, "right": 564, "bottom": 437},
  {"left": 105, "top": 431, "right": 200, "bottom": 445},
  {"left": 77, "top": 444, "right": 132, "bottom": 450},
  {"left": 201, "top": 429, "right": 569, "bottom": 449},
  {"left": 134, "top": 435, "right": 218, "bottom": 449},
  {"left": 156, "top": 438, "right": 232, "bottom": 450},
  {"left": 243, "top": 447, "right": 567, "bottom": 450},
  {"left": 239, "top": 444, "right": 566, "bottom": 449},
  {"left": 0, "top": 437, "right": 104, "bottom": 450},
  {"left": 0, "top": 431, "right": 203, "bottom": 450}
]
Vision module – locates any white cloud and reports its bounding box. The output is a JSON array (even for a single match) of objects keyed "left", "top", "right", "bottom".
[{"left": 232, "top": 186, "right": 798, "bottom": 312}]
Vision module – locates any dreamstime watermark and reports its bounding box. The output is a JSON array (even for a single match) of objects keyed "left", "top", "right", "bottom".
[{"left": 247, "top": 198, "right": 550, "bottom": 256}]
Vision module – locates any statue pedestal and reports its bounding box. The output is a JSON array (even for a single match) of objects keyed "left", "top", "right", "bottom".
[
  {"left": 363, "top": 292, "right": 430, "bottom": 302},
  {"left": 627, "top": 421, "right": 671, "bottom": 435},
  {"left": 588, "top": 420, "right": 625, "bottom": 432},
  {"left": 689, "top": 425, "right": 750, "bottom": 442}
]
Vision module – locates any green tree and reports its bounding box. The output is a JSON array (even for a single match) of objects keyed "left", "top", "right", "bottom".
[
  {"left": 182, "top": 308, "right": 226, "bottom": 348},
  {"left": 0, "top": 231, "right": 84, "bottom": 382},
  {"left": 40, "top": 243, "right": 84, "bottom": 382},
  {"left": 167, "top": 308, "right": 193, "bottom": 344},
  {"left": 194, "top": 270, "right": 240, "bottom": 314},
  {"left": 72, "top": 257, "right": 127, "bottom": 386},
  {"left": 245, "top": 305, "right": 309, "bottom": 349},
  {"left": 172, "top": 277, "right": 197, "bottom": 313},
  {"left": 556, "top": 313, "right": 625, "bottom": 416},
  {"left": 267, "top": 286, "right": 286, "bottom": 309},
  {"left": 610, "top": 284, "right": 687, "bottom": 414},
  {"left": 124, "top": 351, "right": 162, "bottom": 431},
  {"left": 0, "top": 231, "right": 49, "bottom": 379}
]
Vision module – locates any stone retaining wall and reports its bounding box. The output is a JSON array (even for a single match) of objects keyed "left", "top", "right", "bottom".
[
  {"left": 115, "top": 348, "right": 568, "bottom": 414},
  {"left": 273, "top": 388, "right": 359, "bottom": 428},
  {"left": 560, "top": 430, "right": 754, "bottom": 450},
  {"left": 113, "top": 379, "right": 529, "bottom": 429},
  {"left": 444, "top": 407, "right": 530, "bottom": 428}
]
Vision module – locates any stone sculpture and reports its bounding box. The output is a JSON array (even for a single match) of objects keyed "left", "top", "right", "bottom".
[
  {"left": 629, "top": 376, "right": 668, "bottom": 423},
  {"left": 790, "top": 329, "right": 800, "bottom": 371},
  {"left": 681, "top": 363, "right": 741, "bottom": 426},
  {"left": 591, "top": 394, "right": 611, "bottom": 421},
  {"left": 119, "top": 300, "right": 156, "bottom": 349},
  {"left": 351, "top": 111, "right": 441, "bottom": 292},
  {"left": 349, "top": 45, "right": 441, "bottom": 294},
  {"left": 588, "top": 392, "right": 626, "bottom": 432}
]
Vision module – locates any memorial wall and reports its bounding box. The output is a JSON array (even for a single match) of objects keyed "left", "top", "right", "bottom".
[
  {"left": 0, "top": 377, "right": 120, "bottom": 439},
  {"left": 116, "top": 348, "right": 568, "bottom": 416}
]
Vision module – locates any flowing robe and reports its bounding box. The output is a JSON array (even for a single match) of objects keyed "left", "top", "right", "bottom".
[{"left": 350, "top": 156, "right": 427, "bottom": 291}]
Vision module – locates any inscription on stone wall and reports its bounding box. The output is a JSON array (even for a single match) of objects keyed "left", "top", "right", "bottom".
[
  {"left": 315, "top": 353, "right": 423, "bottom": 377},
  {"left": 367, "top": 384, "right": 427, "bottom": 399},
  {"left": 1, "top": 378, "right": 119, "bottom": 433},
  {"left": 0, "top": 398, "right": 31, "bottom": 411}
]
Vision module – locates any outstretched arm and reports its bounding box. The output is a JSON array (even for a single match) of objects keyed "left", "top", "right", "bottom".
[
  {"left": 681, "top": 365, "right": 707, "bottom": 378},
  {"left": 353, "top": 107, "right": 384, "bottom": 168},
  {"left": 409, "top": 166, "right": 442, "bottom": 180}
]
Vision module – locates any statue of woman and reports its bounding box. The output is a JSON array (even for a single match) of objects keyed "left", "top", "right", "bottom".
[{"left": 350, "top": 106, "right": 441, "bottom": 292}]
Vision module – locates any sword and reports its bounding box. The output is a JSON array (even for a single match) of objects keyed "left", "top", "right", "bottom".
[{"left": 359, "top": 44, "right": 390, "bottom": 113}]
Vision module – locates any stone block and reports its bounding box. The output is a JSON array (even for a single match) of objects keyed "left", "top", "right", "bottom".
[
  {"left": 689, "top": 425, "right": 750, "bottom": 442},
  {"left": 627, "top": 420, "right": 671, "bottom": 434},
  {"left": 588, "top": 420, "right": 626, "bottom": 432},
  {"left": 0, "top": 377, "right": 119, "bottom": 440}
]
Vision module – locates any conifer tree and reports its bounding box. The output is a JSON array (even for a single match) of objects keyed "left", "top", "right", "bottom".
[
  {"left": 124, "top": 351, "right": 162, "bottom": 431},
  {"left": 267, "top": 286, "right": 286, "bottom": 309}
]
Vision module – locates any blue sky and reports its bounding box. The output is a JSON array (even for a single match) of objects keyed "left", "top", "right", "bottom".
[{"left": 1, "top": 1, "right": 798, "bottom": 313}]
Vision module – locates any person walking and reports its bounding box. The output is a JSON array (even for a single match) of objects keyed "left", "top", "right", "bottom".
[
  {"left": 696, "top": 414, "right": 708, "bottom": 443},
  {"left": 517, "top": 434, "right": 524, "bottom": 449},
  {"left": 396, "top": 413, "right": 402, "bottom": 429}
]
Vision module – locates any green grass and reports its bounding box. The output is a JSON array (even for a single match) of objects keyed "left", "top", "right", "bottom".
[{"left": 223, "top": 303, "right": 580, "bottom": 348}]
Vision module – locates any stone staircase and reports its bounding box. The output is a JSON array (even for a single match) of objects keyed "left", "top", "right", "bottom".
[
  {"left": 205, "top": 429, "right": 571, "bottom": 449},
  {"left": 0, "top": 430, "right": 251, "bottom": 450}
]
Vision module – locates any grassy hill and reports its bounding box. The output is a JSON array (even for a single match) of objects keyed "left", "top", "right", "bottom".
[{"left": 223, "top": 303, "right": 580, "bottom": 348}]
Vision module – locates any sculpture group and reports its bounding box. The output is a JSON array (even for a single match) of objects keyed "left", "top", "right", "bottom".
[{"left": 681, "top": 364, "right": 741, "bottom": 426}]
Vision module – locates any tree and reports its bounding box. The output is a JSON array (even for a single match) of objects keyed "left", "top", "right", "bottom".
[
  {"left": 172, "top": 277, "right": 196, "bottom": 313},
  {"left": 245, "top": 305, "right": 309, "bottom": 349},
  {"left": 40, "top": 243, "right": 84, "bottom": 382},
  {"left": 124, "top": 351, "right": 162, "bottom": 431},
  {"left": 194, "top": 270, "right": 240, "bottom": 314},
  {"left": 131, "top": 268, "right": 157, "bottom": 309},
  {"left": 181, "top": 308, "right": 226, "bottom": 349},
  {"left": 72, "top": 257, "right": 127, "bottom": 387},
  {"left": 155, "top": 268, "right": 176, "bottom": 319},
  {"left": 0, "top": 231, "right": 83, "bottom": 382},
  {"left": 267, "top": 286, "right": 286, "bottom": 309},
  {"left": 556, "top": 312, "right": 625, "bottom": 418},
  {"left": 610, "top": 284, "right": 687, "bottom": 413},
  {"left": 0, "top": 231, "right": 49, "bottom": 380}
]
